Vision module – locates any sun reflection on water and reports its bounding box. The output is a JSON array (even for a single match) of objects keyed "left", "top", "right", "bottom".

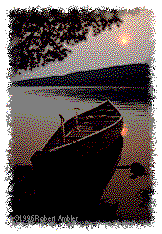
[{"left": 121, "top": 124, "right": 129, "bottom": 137}]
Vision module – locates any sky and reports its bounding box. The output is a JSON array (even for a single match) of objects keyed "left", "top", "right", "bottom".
[{"left": 10, "top": 6, "right": 155, "bottom": 81}]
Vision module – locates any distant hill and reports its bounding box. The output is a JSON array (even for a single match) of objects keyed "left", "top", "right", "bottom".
[{"left": 12, "top": 63, "right": 151, "bottom": 87}]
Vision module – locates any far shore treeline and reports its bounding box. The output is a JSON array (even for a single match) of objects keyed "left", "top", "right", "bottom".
[{"left": 12, "top": 63, "right": 150, "bottom": 87}]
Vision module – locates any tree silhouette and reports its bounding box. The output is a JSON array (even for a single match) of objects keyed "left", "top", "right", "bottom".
[{"left": 8, "top": 7, "right": 123, "bottom": 75}]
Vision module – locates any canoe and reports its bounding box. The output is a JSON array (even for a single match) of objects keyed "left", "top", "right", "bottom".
[{"left": 31, "top": 99, "right": 124, "bottom": 215}]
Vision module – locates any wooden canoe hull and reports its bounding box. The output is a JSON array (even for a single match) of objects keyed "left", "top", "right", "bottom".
[
  {"left": 43, "top": 99, "right": 123, "bottom": 150},
  {"left": 31, "top": 133, "right": 123, "bottom": 211},
  {"left": 30, "top": 100, "right": 124, "bottom": 214}
]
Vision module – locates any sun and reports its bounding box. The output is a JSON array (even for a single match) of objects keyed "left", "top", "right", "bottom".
[{"left": 118, "top": 33, "right": 130, "bottom": 46}]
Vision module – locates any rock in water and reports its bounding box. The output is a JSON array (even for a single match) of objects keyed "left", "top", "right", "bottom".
[{"left": 130, "top": 162, "right": 146, "bottom": 179}]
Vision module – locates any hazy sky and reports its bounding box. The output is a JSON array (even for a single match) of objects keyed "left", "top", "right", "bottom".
[{"left": 11, "top": 7, "right": 154, "bottom": 81}]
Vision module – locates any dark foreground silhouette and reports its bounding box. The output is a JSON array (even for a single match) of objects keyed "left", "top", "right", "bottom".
[
  {"left": 9, "top": 136, "right": 124, "bottom": 224},
  {"left": 9, "top": 149, "right": 155, "bottom": 225}
]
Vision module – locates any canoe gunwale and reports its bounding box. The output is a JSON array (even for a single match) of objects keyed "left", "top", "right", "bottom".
[
  {"left": 49, "top": 115, "right": 123, "bottom": 152},
  {"left": 43, "top": 99, "right": 123, "bottom": 152}
]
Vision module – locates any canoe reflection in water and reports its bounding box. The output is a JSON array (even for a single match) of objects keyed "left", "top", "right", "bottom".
[{"left": 31, "top": 99, "right": 124, "bottom": 219}]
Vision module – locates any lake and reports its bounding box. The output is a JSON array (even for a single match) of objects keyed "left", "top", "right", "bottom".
[
  {"left": 9, "top": 86, "right": 152, "bottom": 167},
  {"left": 8, "top": 85, "right": 154, "bottom": 221}
]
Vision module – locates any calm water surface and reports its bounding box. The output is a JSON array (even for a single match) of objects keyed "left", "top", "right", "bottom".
[
  {"left": 9, "top": 86, "right": 152, "bottom": 168},
  {"left": 9, "top": 86, "right": 153, "bottom": 220}
]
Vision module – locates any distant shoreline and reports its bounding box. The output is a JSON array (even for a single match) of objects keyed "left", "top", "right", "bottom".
[{"left": 11, "top": 63, "right": 150, "bottom": 87}]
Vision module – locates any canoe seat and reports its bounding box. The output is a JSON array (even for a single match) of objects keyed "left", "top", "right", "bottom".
[
  {"left": 85, "top": 115, "right": 107, "bottom": 119},
  {"left": 65, "top": 125, "right": 96, "bottom": 138}
]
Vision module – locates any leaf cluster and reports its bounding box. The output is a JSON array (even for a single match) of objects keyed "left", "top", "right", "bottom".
[{"left": 8, "top": 7, "right": 123, "bottom": 74}]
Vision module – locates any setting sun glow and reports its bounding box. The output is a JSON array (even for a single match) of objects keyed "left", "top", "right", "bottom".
[{"left": 118, "top": 34, "right": 131, "bottom": 46}]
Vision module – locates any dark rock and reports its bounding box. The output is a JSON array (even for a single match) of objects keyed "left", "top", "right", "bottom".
[{"left": 130, "top": 162, "right": 146, "bottom": 179}]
